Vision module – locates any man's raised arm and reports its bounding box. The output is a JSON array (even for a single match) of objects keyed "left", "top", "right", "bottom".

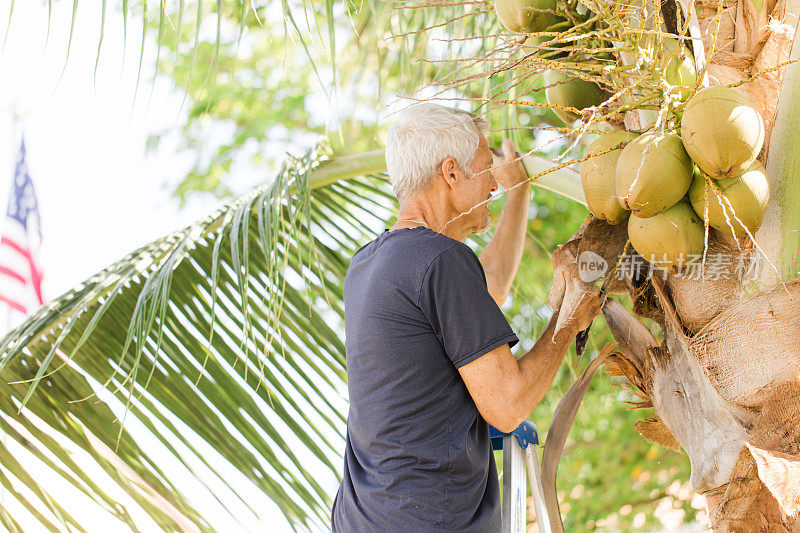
[{"left": 479, "top": 139, "right": 530, "bottom": 306}]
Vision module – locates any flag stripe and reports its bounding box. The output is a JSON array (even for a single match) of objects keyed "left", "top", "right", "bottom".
[
  {"left": 29, "top": 258, "right": 43, "bottom": 304},
  {"left": 1, "top": 236, "right": 30, "bottom": 260},
  {"left": 0, "top": 294, "right": 27, "bottom": 314},
  {"left": 0, "top": 265, "right": 26, "bottom": 284},
  {"left": 0, "top": 248, "right": 30, "bottom": 277},
  {"left": 0, "top": 237, "right": 44, "bottom": 304},
  {"left": 0, "top": 280, "right": 32, "bottom": 309}
]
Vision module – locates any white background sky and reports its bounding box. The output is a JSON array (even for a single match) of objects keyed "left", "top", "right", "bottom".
[
  {"left": 0, "top": 1, "right": 316, "bottom": 531},
  {"left": 0, "top": 0, "right": 221, "bottom": 318}
]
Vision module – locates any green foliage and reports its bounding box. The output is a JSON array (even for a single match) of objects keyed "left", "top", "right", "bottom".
[
  {"left": 146, "top": 0, "right": 411, "bottom": 203},
  {"left": 146, "top": 0, "right": 534, "bottom": 205}
]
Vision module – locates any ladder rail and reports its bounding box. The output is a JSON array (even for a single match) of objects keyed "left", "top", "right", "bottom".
[
  {"left": 495, "top": 421, "right": 551, "bottom": 533},
  {"left": 501, "top": 435, "right": 527, "bottom": 533},
  {"left": 526, "top": 447, "right": 552, "bottom": 533}
]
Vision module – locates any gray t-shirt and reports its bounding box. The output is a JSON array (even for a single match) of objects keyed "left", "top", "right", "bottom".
[{"left": 332, "top": 227, "right": 518, "bottom": 532}]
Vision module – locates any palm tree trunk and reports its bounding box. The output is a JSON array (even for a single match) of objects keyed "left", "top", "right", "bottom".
[{"left": 757, "top": 16, "right": 800, "bottom": 283}]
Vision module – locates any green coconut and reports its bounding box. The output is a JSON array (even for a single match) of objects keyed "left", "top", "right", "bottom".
[
  {"left": 639, "top": 36, "right": 696, "bottom": 100},
  {"left": 523, "top": 34, "right": 568, "bottom": 59},
  {"left": 681, "top": 86, "right": 765, "bottom": 179},
  {"left": 580, "top": 130, "right": 638, "bottom": 224},
  {"left": 688, "top": 160, "right": 770, "bottom": 237},
  {"left": 628, "top": 201, "right": 705, "bottom": 269},
  {"left": 544, "top": 69, "right": 606, "bottom": 124},
  {"left": 615, "top": 132, "right": 693, "bottom": 218},
  {"left": 494, "top": 0, "right": 563, "bottom": 33}
]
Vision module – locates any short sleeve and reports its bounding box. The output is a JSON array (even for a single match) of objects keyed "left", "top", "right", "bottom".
[{"left": 419, "top": 244, "right": 519, "bottom": 368}]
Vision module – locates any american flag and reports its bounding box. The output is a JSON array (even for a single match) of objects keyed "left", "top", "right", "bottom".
[{"left": 0, "top": 138, "right": 44, "bottom": 314}]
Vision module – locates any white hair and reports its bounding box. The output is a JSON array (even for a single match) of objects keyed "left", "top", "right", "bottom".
[{"left": 385, "top": 103, "right": 490, "bottom": 201}]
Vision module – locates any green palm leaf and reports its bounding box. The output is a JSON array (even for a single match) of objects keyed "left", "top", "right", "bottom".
[{"left": 0, "top": 144, "right": 582, "bottom": 530}]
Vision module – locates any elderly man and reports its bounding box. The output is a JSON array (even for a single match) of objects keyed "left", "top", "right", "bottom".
[{"left": 331, "top": 103, "right": 603, "bottom": 532}]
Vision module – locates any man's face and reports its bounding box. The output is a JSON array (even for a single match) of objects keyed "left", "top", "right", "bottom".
[{"left": 458, "top": 136, "right": 497, "bottom": 234}]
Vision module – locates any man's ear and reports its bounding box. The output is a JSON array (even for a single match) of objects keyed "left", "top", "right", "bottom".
[{"left": 440, "top": 157, "right": 461, "bottom": 189}]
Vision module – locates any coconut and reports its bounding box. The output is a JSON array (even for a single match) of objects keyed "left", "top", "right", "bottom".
[
  {"left": 523, "top": 34, "right": 568, "bottom": 59},
  {"left": 628, "top": 201, "right": 705, "bottom": 269},
  {"left": 580, "top": 130, "right": 638, "bottom": 224},
  {"left": 688, "top": 160, "right": 770, "bottom": 237},
  {"left": 680, "top": 86, "right": 765, "bottom": 179},
  {"left": 615, "top": 132, "right": 693, "bottom": 218},
  {"left": 639, "top": 36, "right": 696, "bottom": 100},
  {"left": 544, "top": 69, "right": 606, "bottom": 124},
  {"left": 494, "top": 0, "right": 563, "bottom": 33}
]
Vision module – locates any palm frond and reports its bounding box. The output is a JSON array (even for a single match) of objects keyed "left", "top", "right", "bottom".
[
  {"left": 0, "top": 146, "right": 582, "bottom": 529},
  {"left": 0, "top": 146, "right": 388, "bottom": 530}
]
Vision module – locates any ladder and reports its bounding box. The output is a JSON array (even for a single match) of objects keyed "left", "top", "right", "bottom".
[{"left": 490, "top": 421, "right": 552, "bottom": 533}]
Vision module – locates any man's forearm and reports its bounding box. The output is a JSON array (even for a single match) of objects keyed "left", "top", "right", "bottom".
[
  {"left": 480, "top": 185, "right": 531, "bottom": 304},
  {"left": 509, "top": 312, "right": 576, "bottom": 422}
]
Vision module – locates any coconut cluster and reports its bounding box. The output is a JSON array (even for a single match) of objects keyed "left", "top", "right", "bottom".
[
  {"left": 538, "top": 28, "right": 697, "bottom": 127},
  {"left": 494, "top": 0, "right": 610, "bottom": 124},
  {"left": 579, "top": 86, "right": 769, "bottom": 269},
  {"left": 490, "top": 1, "right": 770, "bottom": 270}
]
